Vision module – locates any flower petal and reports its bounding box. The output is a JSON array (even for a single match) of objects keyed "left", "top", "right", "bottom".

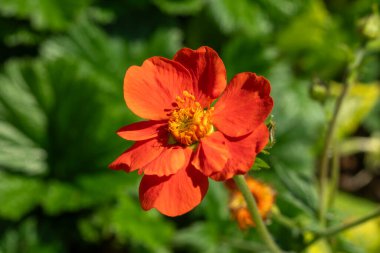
[
  {"left": 124, "top": 57, "right": 193, "bottom": 120},
  {"left": 108, "top": 138, "right": 164, "bottom": 172},
  {"left": 110, "top": 129, "right": 192, "bottom": 177},
  {"left": 192, "top": 131, "right": 230, "bottom": 177},
  {"left": 173, "top": 46, "right": 227, "bottom": 106},
  {"left": 213, "top": 72, "right": 273, "bottom": 137},
  {"left": 139, "top": 165, "right": 209, "bottom": 217},
  {"left": 210, "top": 124, "right": 269, "bottom": 181},
  {"left": 117, "top": 120, "right": 167, "bottom": 141},
  {"left": 143, "top": 146, "right": 192, "bottom": 176}
]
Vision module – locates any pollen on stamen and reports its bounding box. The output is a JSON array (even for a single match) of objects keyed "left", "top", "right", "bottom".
[{"left": 168, "top": 90, "right": 213, "bottom": 146}]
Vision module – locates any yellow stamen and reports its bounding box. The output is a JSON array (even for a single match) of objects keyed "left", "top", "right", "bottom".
[{"left": 168, "top": 90, "right": 213, "bottom": 146}]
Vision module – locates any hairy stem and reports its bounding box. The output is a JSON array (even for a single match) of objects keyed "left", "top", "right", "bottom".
[{"left": 233, "top": 175, "right": 283, "bottom": 253}]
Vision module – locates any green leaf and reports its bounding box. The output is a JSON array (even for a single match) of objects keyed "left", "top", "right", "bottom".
[
  {"left": 153, "top": 0, "right": 205, "bottom": 15},
  {"left": 208, "top": 0, "right": 272, "bottom": 38},
  {"left": 251, "top": 157, "right": 271, "bottom": 171},
  {"left": 274, "top": 165, "right": 318, "bottom": 216},
  {"left": 333, "top": 82, "right": 380, "bottom": 138},
  {"left": 276, "top": 0, "right": 346, "bottom": 78},
  {"left": 40, "top": 22, "right": 128, "bottom": 92},
  {"left": 277, "top": 0, "right": 331, "bottom": 51},
  {"left": 0, "top": 60, "right": 48, "bottom": 145},
  {"left": 333, "top": 237, "right": 366, "bottom": 253},
  {"left": 222, "top": 36, "right": 277, "bottom": 77},
  {"left": 0, "top": 172, "right": 44, "bottom": 220},
  {"left": 41, "top": 181, "right": 84, "bottom": 215},
  {"left": 110, "top": 193, "right": 174, "bottom": 253},
  {"left": 41, "top": 22, "right": 182, "bottom": 94},
  {"left": 173, "top": 221, "right": 265, "bottom": 253},
  {"left": 256, "top": 0, "right": 312, "bottom": 19},
  {"left": 0, "top": 218, "right": 62, "bottom": 253},
  {"left": 173, "top": 223, "right": 220, "bottom": 253},
  {"left": 0, "top": 121, "right": 47, "bottom": 175},
  {"left": 0, "top": 59, "right": 52, "bottom": 175},
  {"left": 334, "top": 192, "right": 380, "bottom": 253},
  {"left": 76, "top": 172, "right": 135, "bottom": 198},
  {"left": 3, "top": 29, "right": 41, "bottom": 46},
  {"left": 199, "top": 181, "right": 229, "bottom": 222},
  {"left": 129, "top": 28, "right": 183, "bottom": 62},
  {"left": 268, "top": 63, "right": 324, "bottom": 174},
  {"left": 42, "top": 173, "right": 134, "bottom": 215},
  {"left": 0, "top": 0, "right": 92, "bottom": 31},
  {"left": 0, "top": 54, "right": 131, "bottom": 179}
]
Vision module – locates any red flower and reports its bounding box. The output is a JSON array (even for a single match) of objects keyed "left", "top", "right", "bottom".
[{"left": 109, "top": 46, "right": 273, "bottom": 216}]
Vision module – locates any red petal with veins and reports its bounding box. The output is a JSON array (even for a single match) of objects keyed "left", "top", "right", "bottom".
[
  {"left": 139, "top": 165, "right": 209, "bottom": 217},
  {"left": 143, "top": 147, "right": 192, "bottom": 177},
  {"left": 108, "top": 138, "right": 164, "bottom": 172},
  {"left": 210, "top": 124, "right": 269, "bottom": 181},
  {"left": 173, "top": 46, "right": 227, "bottom": 107},
  {"left": 192, "top": 131, "right": 230, "bottom": 176},
  {"left": 213, "top": 72, "right": 273, "bottom": 137},
  {"left": 124, "top": 57, "right": 193, "bottom": 120},
  {"left": 109, "top": 131, "right": 191, "bottom": 177},
  {"left": 117, "top": 121, "right": 167, "bottom": 141}
]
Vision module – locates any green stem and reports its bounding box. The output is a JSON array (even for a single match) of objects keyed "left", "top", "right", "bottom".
[
  {"left": 327, "top": 143, "right": 340, "bottom": 209},
  {"left": 233, "top": 175, "right": 283, "bottom": 253},
  {"left": 318, "top": 49, "right": 365, "bottom": 224},
  {"left": 272, "top": 212, "right": 299, "bottom": 230},
  {"left": 271, "top": 207, "right": 305, "bottom": 233},
  {"left": 306, "top": 207, "right": 380, "bottom": 249},
  {"left": 272, "top": 208, "right": 326, "bottom": 236},
  {"left": 319, "top": 82, "right": 350, "bottom": 224}
]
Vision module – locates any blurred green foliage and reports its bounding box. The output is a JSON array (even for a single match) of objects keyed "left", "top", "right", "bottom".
[{"left": 0, "top": 0, "right": 379, "bottom": 252}]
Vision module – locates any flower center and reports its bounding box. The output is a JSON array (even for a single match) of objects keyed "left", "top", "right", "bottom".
[{"left": 168, "top": 91, "right": 213, "bottom": 146}]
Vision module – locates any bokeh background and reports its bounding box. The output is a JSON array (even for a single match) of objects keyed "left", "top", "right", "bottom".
[{"left": 0, "top": 0, "right": 379, "bottom": 252}]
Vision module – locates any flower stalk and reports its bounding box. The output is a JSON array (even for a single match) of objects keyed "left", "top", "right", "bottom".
[
  {"left": 306, "top": 207, "right": 380, "bottom": 248},
  {"left": 318, "top": 78, "right": 351, "bottom": 224},
  {"left": 327, "top": 143, "right": 340, "bottom": 209},
  {"left": 318, "top": 48, "right": 366, "bottom": 224},
  {"left": 233, "top": 175, "right": 283, "bottom": 253}
]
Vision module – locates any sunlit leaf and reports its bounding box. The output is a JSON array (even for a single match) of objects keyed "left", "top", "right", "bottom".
[
  {"left": 332, "top": 82, "right": 380, "bottom": 138},
  {"left": 335, "top": 192, "right": 380, "bottom": 253},
  {"left": 0, "top": 121, "right": 47, "bottom": 175},
  {"left": 0, "top": 60, "right": 47, "bottom": 145}
]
